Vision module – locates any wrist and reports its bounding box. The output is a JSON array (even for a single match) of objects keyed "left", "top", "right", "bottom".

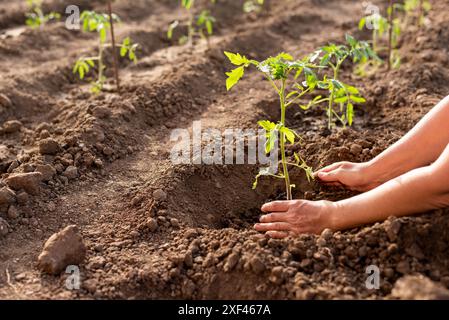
[
  {"left": 325, "top": 200, "right": 342, "bottom": 231},
  {"left": 364, "top": 158, "right": 394, "bottom": 186}
]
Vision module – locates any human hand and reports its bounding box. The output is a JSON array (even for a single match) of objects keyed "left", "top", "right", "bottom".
[
  {"left": 314, "top": 161, "right": 382, "bottom": 192},
  {"left": 254, "top": 200, "right": 336, "bottom": 238}
]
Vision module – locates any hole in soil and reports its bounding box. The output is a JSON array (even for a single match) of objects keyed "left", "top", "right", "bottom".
[{"left": 167, "top": 164, "right": 312, "bottom": 231}]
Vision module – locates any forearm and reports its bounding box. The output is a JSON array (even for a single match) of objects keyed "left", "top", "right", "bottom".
[
  {"left": 331, "top": 144, "right": 449, "bottom": 230},
  {"left": 366, "top": 95, "right": 449, "bottom": 182}
]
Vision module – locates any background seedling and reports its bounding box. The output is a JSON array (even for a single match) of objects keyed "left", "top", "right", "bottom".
[
  {"left": 167, "top": 0, "right": 216, "bottom": 46},
  {"left": 224, "top": 52, "right": 316, "bottom": 200},
  {"left": 386, "top": 0, "right": 403, "bottom": 70},
  {"left": 25, "top": 0, "right": 60, "bottom": 30},
  {"left": 307, "top": 35, "right": 377, "bottom": 128},
  {"left": 243, "top": 0, "right": 265, "bottom": 13},
  {"left": 403, "top": 0, "right": 431, "bottom": 27},
  {"left": 73, "top": 10, "right": 139, "bottom": 93},
  {"left": 358, "top": 11, "right": 388, "bottom": 54}
]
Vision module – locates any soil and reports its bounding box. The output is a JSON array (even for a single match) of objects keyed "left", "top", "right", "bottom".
[{"left": 1, "top": 0, "right": 449, "bottom": 300}]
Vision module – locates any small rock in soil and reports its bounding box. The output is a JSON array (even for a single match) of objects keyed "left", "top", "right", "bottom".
[
  {"left": 63, "top": 166, "right": 78, "bottom": 180},
  {"left": 223, "top": 252, "right": 240, "bottom": 272},
  {"left": 396, "top": 260, "right": 410, "bottom": 274},
  {"left": 37, "top": 225, "right": 87, "bottom": 275},
  {"left": 250, "top": 256, "right": 265, "bottom": 274},
  {"left": 35, "top": 164, "right": 56, "bottom": 182},
  {"left": 146, "top": 218, "right": 158, "bottom": 232},
  {"left": 0, "top": 186, "right": 16, "bottom": 206},
  {"left": 2, "top": 120, "right": 22, "bottom": 133},
  {"left": 321, "top": 228, "right": 333, "bottom": 240},
  {"left": 0, "top": 93, "right": 12, "bottom": 109},
  {"left": 0, "top": 217, "right": 9, "bottom": 237},
  {"left": 7, "top": 205, "right": 19, "bottom": 219},
  {"left": 5, "top": 172, "right": 43, "bottom": 195},
  {"left": 16, "top": 191, "right": 29, "bottom": 205},
  {"left": 385, "top": 219, "right": 402, "bottom": 242},
  {"left": 153, "top": 189, "right": 167, "bottom": 202},
  {"left": 170, "top": 218, "right": 179, "bottom": 228},
  {"left": 350, "top": 144, "right": 363, "bottom": 155},
  {"left": 391, "top": 275, "right": 449, "bottom": 300},
  {"left": 39, "top": 138, "right": 60, "bottom": 155}
]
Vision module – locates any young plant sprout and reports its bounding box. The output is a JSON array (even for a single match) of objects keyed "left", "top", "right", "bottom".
[
  {"left": 386, "top": 0, "right": 402, "bottom": 70},
  {"left": 243, "top": 0, "right": 264, "bottom": 13},
  {"left": 307, "top": 35, "right": 378, "bottom": 128},
  {"left": 403, "top": 0, "right": 431, "bottom": 26},
  {"left": 224, "top": 52, "right": 316, "bottom": 200},
  {"left": 358, "top": 11, "right": 388, "bottom": 54},
  {"left": 73, "top": 11, "right": 139, "bottom": 93},
  {"left": 25, "top": 0, "right": 60, "bottom": 29},
  {"left": 167, "top": 0, "right": 216, "bottom": 46}
]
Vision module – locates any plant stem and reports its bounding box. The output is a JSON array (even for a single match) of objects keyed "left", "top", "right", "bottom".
[
  {"left": 107, "top": 1, "right": 120, "bottom": 92},
  {"left": 387, "top": 0, "right": 394, "bottom": 71},
  {"left": 279, "top": 79, "right": 292, "bottom": 200},
  {"left": 418, "top": 0, "right": 424, "bottom": 27},
  {"left": 328, "top": 61, "right": 341, "bottom": 129},
  {"left": 98, "top": 40, "right": 104, "bottom": 90},
  {"left": 188, "top": 9, "right": 194, "bottom": 45}
]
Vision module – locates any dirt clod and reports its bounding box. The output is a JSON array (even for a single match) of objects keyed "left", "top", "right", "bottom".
[
  {"left": 2, "top": 120, "right": 22, "bottom": 133},
  {"left": 63, "top": 166, "right": 78, "bottom": 180},
  {"left": 391, "top": 275, "right": 449, "bottom": 300},
  {"left": 153, "top": 189, "right": 167, "bottom": 202},
  {"left": 37, "top": 225, "right": 87, "bottom": 275},
  {"left": 0, "top": 217, "right": 9, "bottom": 237},
  {"left": 38, "top": 138, "right": 60, "bottom": 155},
  {"left": 5, "top": 172, "right": 43, "bottom": 195},
  {"left": 0, "top": 186, "right": 16, "bottom": 206}
]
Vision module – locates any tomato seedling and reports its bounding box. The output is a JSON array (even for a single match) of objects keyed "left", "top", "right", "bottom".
[
  {"left": 386, "top": 0, "right": 402, "bottom": 70},
  {"left": 358, "top": 11, "right": 388, "bottom": 54},
  {"left": 243, "top": 0, "right": 264, "bottom": 13},
  {"left": 224, "top": 52, "right": 316, "bottom": 200},
  {"left": 403, "top": 0, "right": 431, "bottom": 27},
  {"left": 167, "top": 0, "right": 216, "bottom": 46},
  {"left": 307, "top": 35, "right": 378, "bottom": 128},
  {"left": 25, "top": 0, "right": 60, "bottom": 29},
  {"left": 73, "top": 11, "right": 139, "bottom": 93}
]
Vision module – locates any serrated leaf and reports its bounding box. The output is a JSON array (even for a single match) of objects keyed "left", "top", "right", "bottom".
[
  {"left": 224, "top": 51, "right": 249, "bottom": 66},
  {"left": 225, "top": 66, "right": 245, "bottom": 91},
  {"left": 280, "top": 127, "right": 296, "bottom": 144},
  {"left": 258, "top": 120, "right": 276, "bottom": 131}
]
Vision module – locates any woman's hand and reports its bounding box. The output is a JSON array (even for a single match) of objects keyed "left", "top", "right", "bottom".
[
  {"left": 254, "top": 200, "right": 336, "bottom": 238},
  {"left": 314, "top": 161, "right": 383, "bottom": 192}
]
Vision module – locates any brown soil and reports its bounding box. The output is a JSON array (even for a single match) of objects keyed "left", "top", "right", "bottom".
[{"left": 0, "top": 0, "right": 449, "bottom": 300}]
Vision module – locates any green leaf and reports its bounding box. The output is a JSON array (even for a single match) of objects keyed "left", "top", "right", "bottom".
[
  {"left": 258, "top": 120, "right": 276, "bottom": 131},
  {"left": 99, "top": 27, "right": 107, "bottom": 43},
  {"left": 224, "top": 51, "right": 249, "bottom": 66},
  {"left": 347, "top": 102, "right": 354, "bottom": 126},
  {"left": 277, "top": 52, "right": 293, "bottom": 61},
  {"left": 182, "top": 0, "right": 194, "bottom": 10},
  {"left": 350, "top": 95, "right": 366, "bottom": 103},
  {"left": 345, "top": 34, "right": 357, "bottom": 47},
  {"left": 358, "top": 17, "right": 366, "bottom": 30},
  {"left": 281, "top": 127, "right": 295, "bottom": 144},
  {"left": 206, "top": 20, "right": 213, "bottom": 35},
  {"left": 265, "top": 130, "right": 277, "bottom": 153},
  {"left": 334, "top": 96, "right": 348, "bottom": 104},
  {"left": 225, "top": 66, "right": 245, "bottom": 91}
]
